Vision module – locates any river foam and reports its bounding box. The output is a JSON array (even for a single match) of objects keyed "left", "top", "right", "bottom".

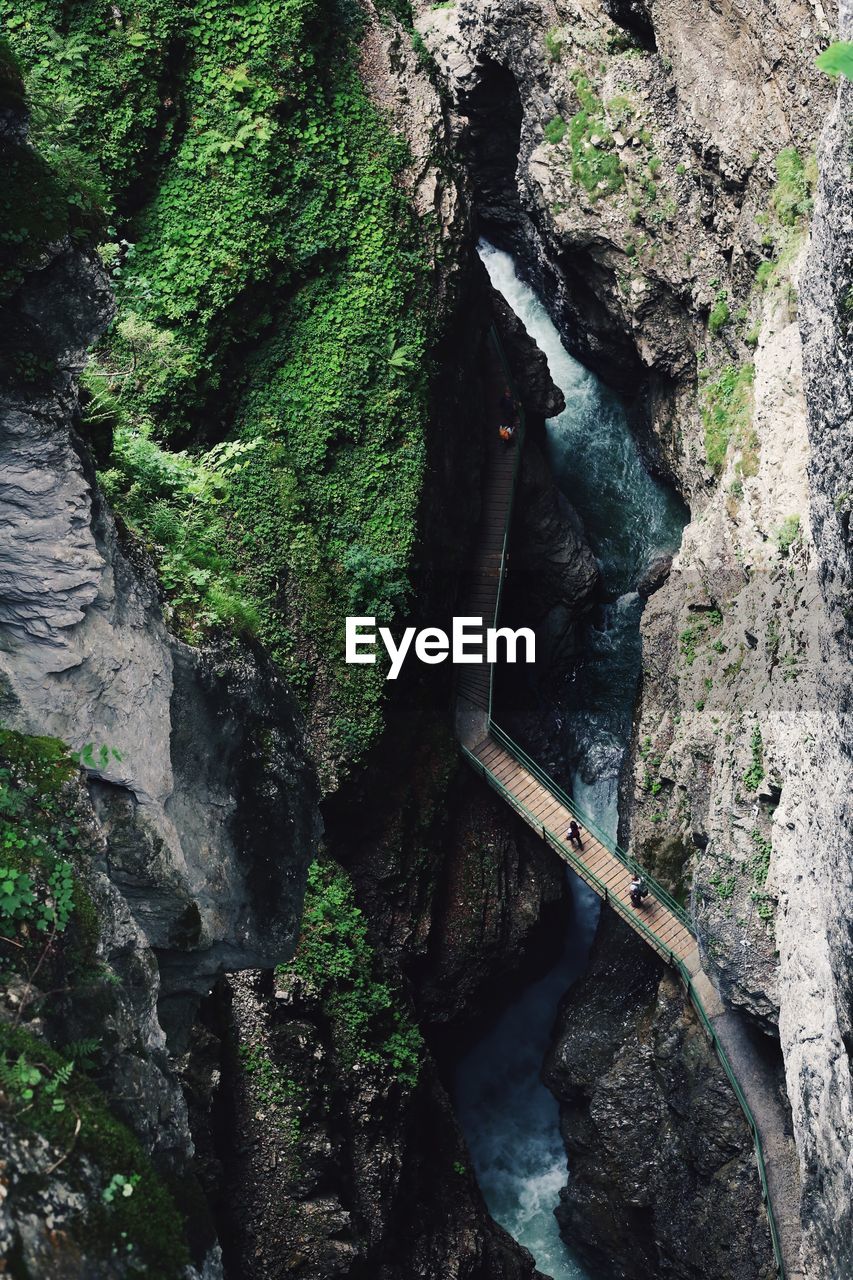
[{"left": 453, "top": 243, "right": 686, "bottom": 1279}]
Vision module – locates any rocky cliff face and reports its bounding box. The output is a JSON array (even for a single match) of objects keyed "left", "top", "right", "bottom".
[
  {"left": 543, "top": 913, "right": 775, "bottom": 1280},
  {"left": 0, "top": 181, "right": 318, "bottom": 1030},
  {"left": 0, "top": 95, "right": 317, "bottom": 1276},
  {"left": 417, "top": 0, "right": 850, "bottom": 1276},
  {"left": 192, "top": 969, "right": 546, "bottom": 1280},
  {"left": 791, "top": 25, "right": 853, "bottom": 1274}
]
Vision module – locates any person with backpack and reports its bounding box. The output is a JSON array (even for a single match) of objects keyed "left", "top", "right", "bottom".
[
  {"left": 566, "top": 819, "right": 583, "bottom": 850},
  {"left": 629, "top": 874, "right": 649, "bottom": 908}
]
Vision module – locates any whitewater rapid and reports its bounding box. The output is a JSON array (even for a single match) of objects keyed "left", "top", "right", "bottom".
[{"left": 453, "top": 243, "right": 686, "bottom": 1279}]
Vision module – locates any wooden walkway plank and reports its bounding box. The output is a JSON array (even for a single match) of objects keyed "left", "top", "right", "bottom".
[
  {"left": 453, "top": 339, "right": 793, "bottom": 1280},
  {"left": 470, "top": 739, "right": 692, "bottom": 958}
]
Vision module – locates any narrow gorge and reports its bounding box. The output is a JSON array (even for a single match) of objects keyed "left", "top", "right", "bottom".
[{"left": 0, "top": 1, "right": 851, "bottom": 1279}]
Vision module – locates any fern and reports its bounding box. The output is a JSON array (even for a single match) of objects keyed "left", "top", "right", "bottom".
[{"left": 64, "top": 1037, "right": 101, "bottom": 1069}]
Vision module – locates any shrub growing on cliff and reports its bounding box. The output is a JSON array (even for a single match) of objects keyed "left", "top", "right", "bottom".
[
  {"left": 774, "top": 514, "right": 801, "bottom": 557},
  {"left": 708, "top": 295, "right": 730, "bottom": 336},
  {"left": 0, "top": 729, "right": 100, "bottom": 980},
  {"left": 701, "top": 363, "right": 755, "bottom": 473},
  {"left": 3, "top": 1, "right": 435, "bottom": 775},
  {"left": 282, "top": 860, "right": 422, "bottom": 1086}
]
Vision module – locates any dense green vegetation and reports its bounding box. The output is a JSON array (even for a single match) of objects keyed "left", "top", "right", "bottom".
[
  {"left": 0, "top": 728, "right": 189, "bottom": 1275},
  {"left": 701, "top": 362, "right": 755, "bottom": 474},
  {"left": 280, "top": 859, "right": 422, "bottom": 1086},
  {"left": 0, "top": 728, "right": 99, "bottom": 979},
  {"left": 3, "top": 0, "right": 438, "bottom": 772}
]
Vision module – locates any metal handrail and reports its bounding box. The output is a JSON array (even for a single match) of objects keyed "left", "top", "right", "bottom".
[
  {"left": 463, "top": 741, "right": 785, "bottom": 1276},
  {"left": 490, "top": 722, "right": 690, "bottom": 927},
  {"left": 460, "top": 741, "right": 680, "bottom": 964},
  {"left": 675, "top": 957, "right": 785, "bottom": 1273},
  {"left": 457, "top": 322, "right": 786, "bottom": 1277}
]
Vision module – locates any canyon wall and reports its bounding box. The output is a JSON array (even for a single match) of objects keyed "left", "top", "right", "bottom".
[
  {"left": 2, "top": 0, "right": 852, "bottom": 1275},
  {"left": 417, "top": 0, "right": 850, "bottom": 1274}
]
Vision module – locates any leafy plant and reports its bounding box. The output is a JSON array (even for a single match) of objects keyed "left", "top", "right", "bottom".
[
  {"left": 750, "top": 829, "right": 772, "bottom": 888},
  {"left": 281, "top": 860, "right": 422, "bottom": 1086},
  {"left": 679, "top": 621, "right": 707, "bottom": 665},
  {"left": 544, "top": 115, "right": 567, "bottom": 144},
  {"left": 743, "top": 724, "right": 765, "bottom": 792},
  {"left": 815, "top": 41, "right": 853, "bottom": 80},
  {"left": 102, "top": 1172, "right": 141, "bottom": 1203}
]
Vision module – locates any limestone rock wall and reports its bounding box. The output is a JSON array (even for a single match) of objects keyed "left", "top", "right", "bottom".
[
  {"left": 0, "top": 236, "right": 318, "bottom": 1025},
  {"left": 417, "top": 0, "right": 851, "bottom": 1275},
  {"left": 543, "top": 913, "right": 775, "bottom": 1280}
]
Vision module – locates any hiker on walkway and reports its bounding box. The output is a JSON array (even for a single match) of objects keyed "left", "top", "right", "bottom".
[
  {"left": 566, "top": 819, "right": 583, "bottom": 850},
  {"left": 498, "top": 421, "right": 516, "bottom": 445},
  {"left": 629, "top": 875, "right": 649, "bottom": 908},
  {"left": 500, "top": 388, "right": 515, "bottom": 420}
]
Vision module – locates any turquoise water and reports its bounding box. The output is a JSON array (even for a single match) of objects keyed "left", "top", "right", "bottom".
[{"left": 453, "top": 242, "right": 686, "bottom": 1279}]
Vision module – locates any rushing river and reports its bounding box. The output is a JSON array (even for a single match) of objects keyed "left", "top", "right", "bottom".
[{"left": 453, "top": 242, "right": 686, "bottom": 1279}]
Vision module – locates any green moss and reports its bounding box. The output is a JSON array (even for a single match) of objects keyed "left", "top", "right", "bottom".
[
  {"left": 0, "top": 1023, "right": 189, "bottom": 1276},
  {"left": 544, "top": 115, "right": 567, "bottom": 144},
  {"left": 708, "top": 297, "right": 730, "bottom": 336},
  {"left": 280, "top": 859, "right": 422, "bottom": 1086},
  {"left": 701, "top": 363, "right": 755, "bottom": 473},
  {"left": 566, "top": 73, "right": 623, "bottom": 198},
  {"left": 545, "top": 29, "right": 564, "bottom": 62},
  {"left": 771, "top": 148, "right": 814, "bottom": 227},
  {"left": 4, "top": 2, "right": 434, "bottom": 773},
  {"left": 753, "top": 148, "right": 816, "bottom": 295}
]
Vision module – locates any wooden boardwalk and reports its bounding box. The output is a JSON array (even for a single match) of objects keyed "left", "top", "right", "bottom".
[
  {"left": 467, "top": 734, "right": 699, "bottom": 969},
  {"left": 456, "top": 345, "right": 518, "bottom": 712},
  {"left": 454, "top": 331, "right": 698, "bottom": 965},
  {"left": 454, "top": 327, "right": 797, "bottom": 1278}
]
